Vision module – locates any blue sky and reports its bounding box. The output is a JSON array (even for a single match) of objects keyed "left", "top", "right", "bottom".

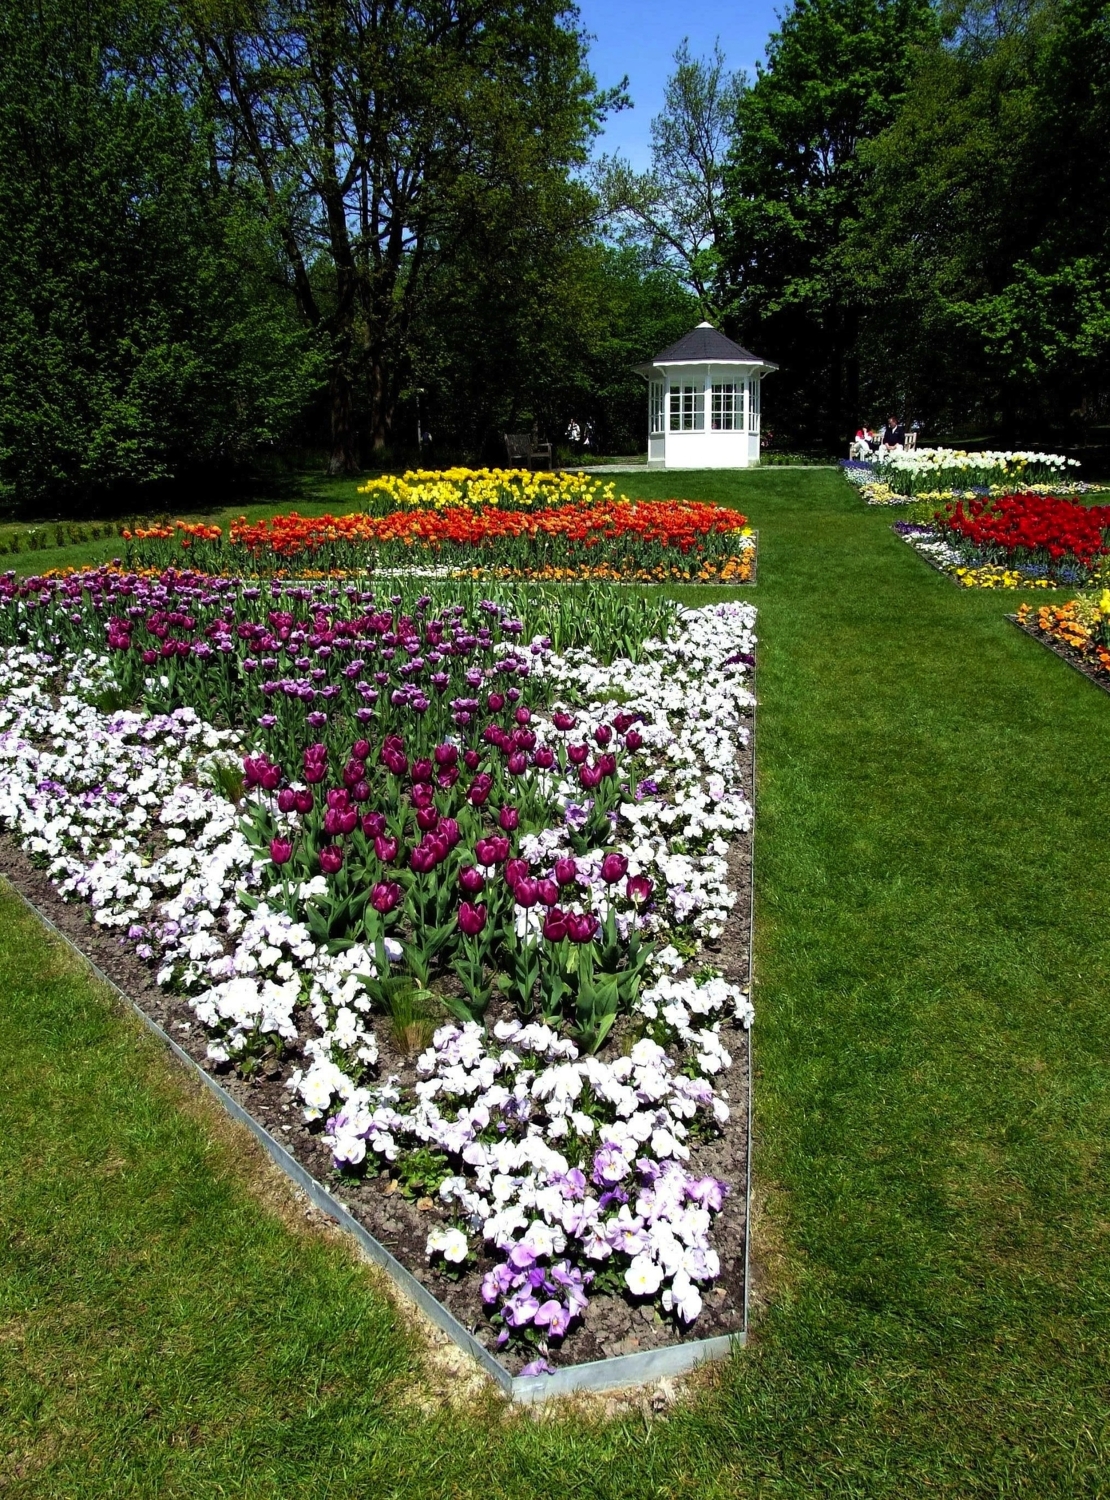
[{"left": 577, "top": 0, "right": 783, "bottom": 170}]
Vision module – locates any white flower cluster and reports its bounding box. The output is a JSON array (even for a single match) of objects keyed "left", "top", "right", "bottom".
[
  {"left": 878, "top": 447, "right": 1079, "bottom": 475},
  {"left": 323, "top": 1019, "right": 732, "bottom": 1323}
]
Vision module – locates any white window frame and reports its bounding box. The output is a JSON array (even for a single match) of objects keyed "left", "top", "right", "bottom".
[
  {"left": 748, "top": 376, "right": 761, "bottom": 432},
  {"left": 649, "top": 381, "right": 665, "bottom": 435},
  {"left": 669, "top": 384, "right": 705, "bottom": 431},
  {"left": 711, "top": 383, "right": 740, "bottom": 431}
]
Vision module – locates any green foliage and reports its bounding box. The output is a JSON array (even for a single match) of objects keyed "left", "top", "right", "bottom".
[
  {"left": 719, "top": 0, "right": 938, "bottom": 445},
  {"left": 0, "top": 0, "right": 321, "bottom": 507},
  {"left": 853, "top": 0, "right": 1110, "bottom": 435}
]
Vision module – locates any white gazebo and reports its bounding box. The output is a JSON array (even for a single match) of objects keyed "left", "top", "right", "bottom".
[{"left": 635, "top": 322, "right": 777, "bottom": 469}]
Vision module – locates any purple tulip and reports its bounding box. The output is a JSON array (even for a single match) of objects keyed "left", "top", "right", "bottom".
[
  {"left": 416, "top": 807, "right": 439, "bottom": 832},
  {"left": 552, "top": 711, "right": 576, "bottom": 731},
  {"left": 475, "top": 835, "right": 510, "bottom": 867},
  {"left": 579, "top": 763, "right": 603, "bottom": 789},
  {"left": 270, "top": 837, "right": 293, "bottom": 865},
  {"left": 459, "top": 865, "right": 485, "bottom": 895},
  {"left": 463, "top": 749, "right": 481, "bottom": 771},
  {"left": 567, "top": 743, "right": 588, "bottom": 765},
  {"left": 554, "top": 858, "right": 578, "bottom": 886},
  {"left": 467, "top": 774, "right": 492, "bottom": 807},
  {"left": 626, "top": 874, "right": 653, "bottom": 905},
  {"left": 370, "top": 880, "right": 401, "bottom": 914},
  {"left": 565, "top": 911, "right": 599, "bottom": 944},
  {"left": 536, "top": 878, "right": 559, "bottom": 907},
  {"left": 320, "top": 845, "right": 344, "bottom": 874},
  {"left": 362, "top": 811, "right": 386, "bottom": 838},
  {"left": 295, "top": 789, "right": 314, "bottom": 815},
  {"left": 533, "top": 746, "right": 555, "bottom": 770},
  {"left": 542, "top": 908, "right": 568, "bottom": 942},
  {"left": 374, "top": 835, "right": 399, "bottom": 862},
  {"left": 506, "top": 751, "right": 528, "bottom": 775},
  {"left": 411, "top": 758, "right": 433, "bottom": 784},
  {"left": 458, "top": 901, "right": 488, "bottom": 937},
  {"left": 410, "top": 844, "right": 437, "bottom": 874},
  {"left": 601, "top": 852, "right": 629, "bottom": 884},
  {"left": 277, "top": 788, "right": 297, "bottom": 814},
  {"left": 625, "top": 729, "right": 643, "bottom": 751},
  {"left": 487, "top": 691, "right": 505, "bottom": 711},
  {"left": 499, "top": 806, "right": 519, "bottom": 832},
  {"left": 514, "top": 877, "right": 540, "bottom": 909}
]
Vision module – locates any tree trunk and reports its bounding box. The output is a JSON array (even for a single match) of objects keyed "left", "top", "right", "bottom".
[
  {"left": 368, "top": 356, "right": 393, "bottom": 457},
  {"left": 327, "top": 364, "right": 361, "bottom": 476}
]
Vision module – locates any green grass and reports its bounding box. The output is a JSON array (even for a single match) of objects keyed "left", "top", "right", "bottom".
[{"left": 3, "top": 468, "right": 1110, "bottom": 1495}]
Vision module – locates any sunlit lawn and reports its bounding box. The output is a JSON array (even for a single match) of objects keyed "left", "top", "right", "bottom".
[{"left": 2, "top": 467, "right": 1109, "bottom": 1496}]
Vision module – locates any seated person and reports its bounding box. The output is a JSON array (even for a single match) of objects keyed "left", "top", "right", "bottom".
[{"left": 882, "top": 415, "right": 906, "bottom": 449}]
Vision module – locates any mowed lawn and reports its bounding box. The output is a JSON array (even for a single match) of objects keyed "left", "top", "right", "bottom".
[{"left": 2, "top": 468, "right": 1109, "bottom": 1497}]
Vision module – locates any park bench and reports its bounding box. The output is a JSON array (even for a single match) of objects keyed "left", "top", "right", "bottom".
[{"left": 503, "top": 430, "right": 553, "bottom": 469}]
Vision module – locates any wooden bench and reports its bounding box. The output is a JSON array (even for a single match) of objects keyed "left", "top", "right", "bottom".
[{"left": 504, "top": 431, "right": 553, "bottom": 470}]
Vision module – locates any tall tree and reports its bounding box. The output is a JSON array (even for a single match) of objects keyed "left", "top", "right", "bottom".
[
  {"left": 0, "top": 0, "right": 317, "bottom": 506},
  {"left": 597, "top": 40, "right": 743, "bottom": 315},
  {"left": 185, "top": 0, "right": 609, "bottom": 473},
  {"left": 719, "top": 0, "right": 937, "bottom": 445},
  {"left": 854, "top": 0, "right": 1110, "bottom": 436}
]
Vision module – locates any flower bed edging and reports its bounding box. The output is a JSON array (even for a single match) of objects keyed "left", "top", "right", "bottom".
[
  {"left": 1006, "top": 614, "right": 1110, "bottom": 699},
  {"left": 1, "top": 862, "right": 749, "bottom": 1402}
]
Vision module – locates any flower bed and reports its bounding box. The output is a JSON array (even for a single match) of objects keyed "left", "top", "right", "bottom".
[
  {"left": 1010, "top": 592, "right": 1110, "bottom": 693},
  {"left": 125, "top": 502, "right": 756, "bottom": 584},
  {"left": 356, "top": 468, "right": 616, "bottom": 515},
  {"left": 892, "top": 492, "right": 1110, "bottom": 588},
  {"left": 841, "top": 448, "right": 1081, "bottom": 499},
  {"left": 0, "top": 568, "right": 756, "bottom": 1377}
]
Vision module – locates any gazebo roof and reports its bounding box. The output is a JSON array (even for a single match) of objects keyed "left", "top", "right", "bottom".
[{"left": 651, "top": 321, "right": 770, "bottom": 366}]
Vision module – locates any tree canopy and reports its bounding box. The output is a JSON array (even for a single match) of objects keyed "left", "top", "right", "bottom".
[{"left": 1, "top": 0, "right": 1107, "bottom": 502}]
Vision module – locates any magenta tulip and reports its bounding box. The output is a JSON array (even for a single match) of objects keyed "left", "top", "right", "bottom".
[
  {"left": 567, "top": 743, "right": 588, "bottom": 765},
  {"left": 370, "top": 880, "right": 401, "bottom": 914},
  {"left": 542, "top": 909, "right": 568, "bottom": 942},
  {"left": 270, "top": 837, "right": 293, "bottom": 865},
  {"left": 565, "top": 911, "right": 599, "bottom": 944},
  {"left": 499, "top": 806, "right": 520, "bottom": 832},
  {"left": 554, "top": 857, "right": 578, "bottom": 887},
  {"left": 552, "top": 711, "right": 576, "bottom": 731},
  {"left": 374, "top": 835, "right": 399, "bottom": 862},
  {"left": 579, "top": 763, "right": 602, "bottom": 789},
  {"left": 458, "top": 901, "right": 488, "bottom": 936},
  {"left": 594, "top": 725, "right": 612, "bottom": 747},
  {"left": 459, "top": 865, "right": 485, "bottom": 895},
  {"left": 600, "top": 852, "right": 629, "bottom": 884},
  {"left": 537, "top": 878, "right": 559, "bottom": 907},
  {"left": 320, "top": 845, "right": 344, "bottom": 874}
]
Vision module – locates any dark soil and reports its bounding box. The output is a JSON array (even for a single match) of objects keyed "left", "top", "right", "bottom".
[
  {"left": 1007, "top": 614, "right": 1110, "bottom": 698},
  {"left": 0, "top": 712, "right": 753, "bottom": 1376}
]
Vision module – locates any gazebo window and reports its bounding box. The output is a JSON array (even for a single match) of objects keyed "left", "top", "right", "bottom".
[
  {"left": 711, "top": 383, "right": 740, "bottom": 431},
  {"left": 748, "top": 376, "right": 761, "bottom": 431},
  {"left": 669, "top": 385, "right": 704, "bottom": 431},
  {"left": 649, "top": 381, "right": 665, "bottom": 434}
]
